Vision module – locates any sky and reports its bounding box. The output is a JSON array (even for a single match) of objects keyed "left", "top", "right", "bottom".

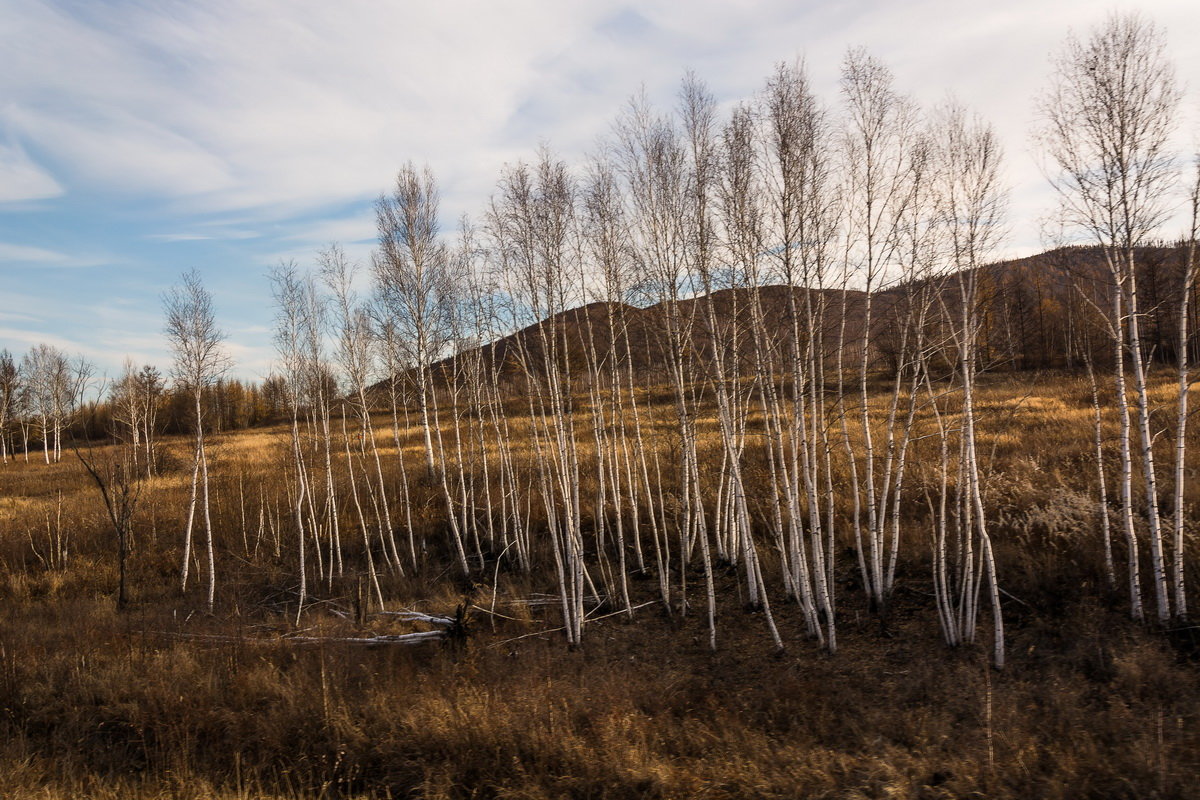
[{"left": 1, "top": 0, "right": 1198, "bottom": 382}]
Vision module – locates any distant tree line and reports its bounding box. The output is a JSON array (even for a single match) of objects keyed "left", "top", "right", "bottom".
[{"left": 0, "top": 347, "right": 283, "bottom": 466}]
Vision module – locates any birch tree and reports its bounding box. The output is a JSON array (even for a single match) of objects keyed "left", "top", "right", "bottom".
[
  {"left": 270, "top": 262, "right": 319, "bottom": 621},
  {"left": 1036, "top": 12, "right": 1181, "bottom": 621},
  {"left": 374, "top": 163, "right": 454, "bottom": 479},
  {"left": 164, "top": 270, "right": 230, "bottom": 611},
  {"left": 135, "top": 365, "right": 164, "bottom": 477},
  {"left": 489, "top": 151, "right": 588, "bottom": 645},
  {"left": 931, "top": 101, "right": 1008, "bottom": 667},
  {"left": 321, "top": 244, "right": 397, "bottom": 601},
  {"left": 758, "top": 60, "right": 840, "bottom": 649},
  {"left": 22, "top": 344, "right": 63, "bottom": 463},
  {"left": 1170, "top": 159, "right": 1199, "bottom": 618},
  {"left": 839, "top": 48, "right": 920, "bottom": 613},
  {"left": 614, "top": 89, "right": 701, "bottom": 621},
  {"left": 0, "top": 350, "right": 18, "bottom": 464},
  {"left": 109, "top": 360, "right": 162, "bottom": 475},
  {"left": 583, "top": 156, "right": 659, "bottom": 604},
  {"left": 374, "top": 163, "right": 472, "bottom": 575}
]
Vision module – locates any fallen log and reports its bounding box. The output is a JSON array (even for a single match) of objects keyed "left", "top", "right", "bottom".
[
  {"left": 287, "top": 630, "right": 448, "bottom": 646},
  {"left": 156, "top": 629, "right": 450, "bottom": 647},
  {"left": 375, "top": 611, "right": 457, "bottom": 627}
]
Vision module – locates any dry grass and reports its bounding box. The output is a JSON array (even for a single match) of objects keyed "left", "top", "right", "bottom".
[
  {"left": 1, "top": 369, "right": 1199, "bottom": 798},
  {"left": 2, "top": 586, "right": 1198, "bottom": 798}
]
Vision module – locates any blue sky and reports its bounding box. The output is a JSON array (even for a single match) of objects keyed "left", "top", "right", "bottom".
[{"left": 2, "top": 0, "right": 1198, "bottom": 381}]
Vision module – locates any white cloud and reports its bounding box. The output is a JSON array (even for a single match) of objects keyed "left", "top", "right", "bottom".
[
  {"left": 0, "top": 310, "right": 38, "bottom": 323},
  {"left": 0, "top": 289, "right": 169, "bottom": 375},
  {"left": 0, "top": 1, "right": 613, "bottom": 219},
  {"left": 0, "top": 242, "right": 69, "bottom": 263},
  {"left": 283, "top": 215, "right": 377, "bottom": 246},
  {"left": 0, "top": 241, "right": 106, "bottom": 267},
  {"left": 146, "top": 230, "right": 259, "bottom": 242},
  {"left": 4, "top": 0, "right": 1196, "bottom": 239},
  {"left": 0, "top": 325, "right": 155, "bottom": 369},
  {"left": 145, "top": 233, "right": 215, "bottom": 242},
  {"left": 0, "top": 141, "right": 62, "bottom": 203}
]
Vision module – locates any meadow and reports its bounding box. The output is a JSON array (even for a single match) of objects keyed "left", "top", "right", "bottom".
[{"left": 1, "top": 370, "right": 1198, "bottom": 799}]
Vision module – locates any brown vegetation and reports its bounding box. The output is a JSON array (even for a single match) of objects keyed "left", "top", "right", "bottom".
[{"left": 2, "top": 372, "right": 1199, "bottom": 799}]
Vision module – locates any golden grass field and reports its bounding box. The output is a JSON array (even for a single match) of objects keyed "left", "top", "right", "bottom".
[{"left": 1, "top": 371, "right": 1199, "bottom": 799}]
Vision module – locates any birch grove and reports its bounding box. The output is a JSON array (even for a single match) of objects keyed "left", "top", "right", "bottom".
[
  {"left": 219, "top": 22, "right": 1199, "bottom": 661},
  {"left": 11, "top": 15, "right": 1194, "bottom": 670}
]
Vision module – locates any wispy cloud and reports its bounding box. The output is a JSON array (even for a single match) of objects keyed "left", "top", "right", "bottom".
[
  {"left": 0, "top": 310, "right": 38, "bottom": 323},
  {"left": 0, "top": 141, "right": 62, "bottom": 203},
  {"left": 0, "top": 1, "right": 613, "bottom": 219},
  {"left": 145, "top": 233, "right": 213, "bottom": 242},
  {"left": 0, "top": 325, "right": 148, "bottom": 368},
  {"left": 0, "top": 241, "right": 106, "bottom": 267},
  {"left": 3, "top": 0, "right": 1197, "bottom": 227},
  {"left": 0, "top": 242, "right": 70, "bottom": 263},
  {"left": 283, "top": 215, "right": 376, "bottom": 245},
  {"left": 146, "top": 230, "right": 259, "bottom": 242}
]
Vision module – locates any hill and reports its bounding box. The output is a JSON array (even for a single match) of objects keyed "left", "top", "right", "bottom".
[{"left": 396, "top": 244, "right": 1193, "bottom": 394}]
